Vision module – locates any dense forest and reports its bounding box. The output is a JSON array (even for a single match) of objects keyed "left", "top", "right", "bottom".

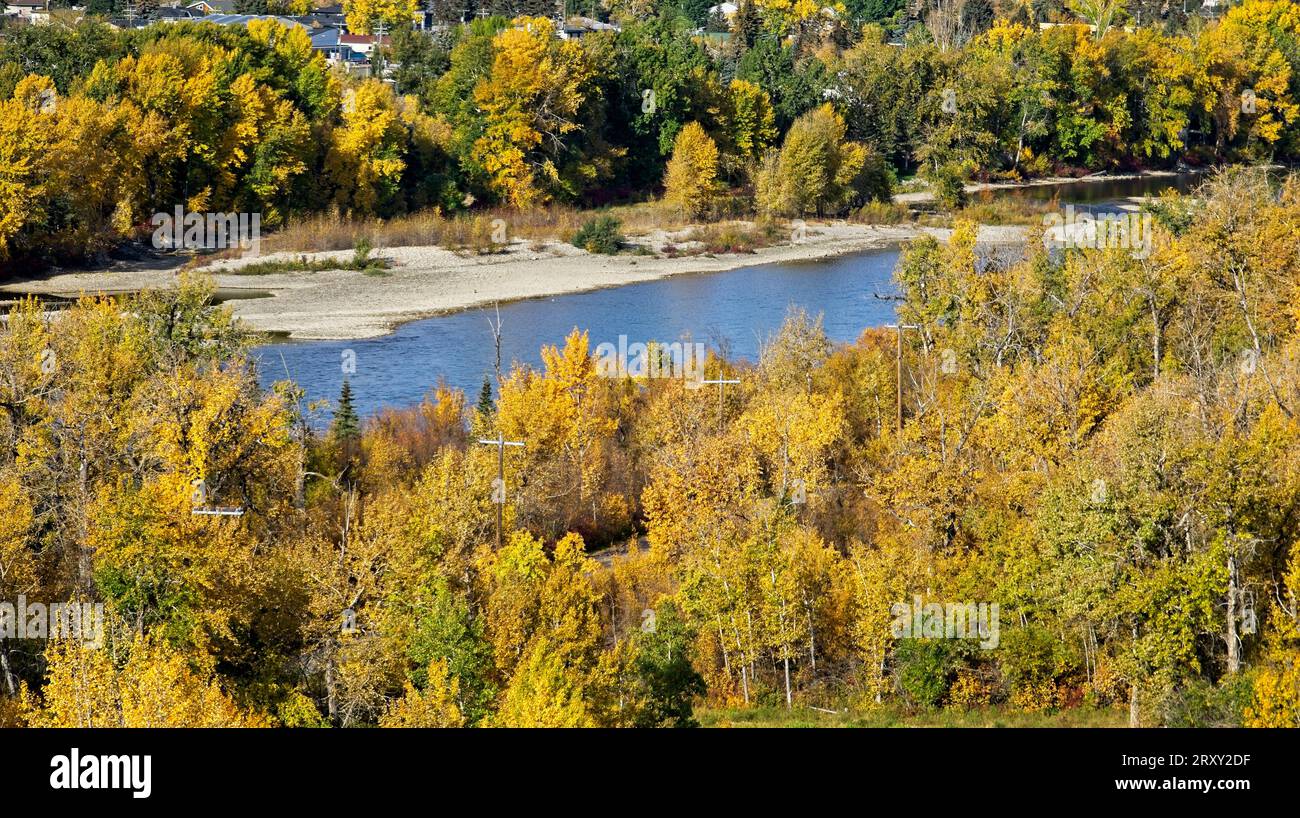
[
  {"left": 4, "top": 0, "right": 1300, "bottom": 265},
  {"left": 3, "top": 0, "right": 1300, "bottom": 728},
  {"left": 0, "top": 166, "right": 1297, "bottom": 727}
]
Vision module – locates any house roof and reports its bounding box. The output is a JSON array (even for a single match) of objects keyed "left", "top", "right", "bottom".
[
  {"left": 301, "top": 11, "right": 345, "bottom": 27},
  {"left": 560, "top": 16, "right": 619, "bottom": 32},
  {"left": 339, "top": 33, "right": 390, "bottom": 45},
  {"left": 310, "top": 26, "right": 341, "bottom": 46},
  {"left": 205, "top": 13, "right": 308, "bottom": 29}
]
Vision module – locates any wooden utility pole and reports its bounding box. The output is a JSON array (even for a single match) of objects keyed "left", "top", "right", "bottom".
[
  {"left": 886, "top": 324, "right": 920, "bottom": 436},
  {"left": 190, "top": 478, "right": 245, "bottom": 517},
  {"left": 477, "top": 431, "right": 524, "bottom": 549},
  {"left": 701, "top": 377, "right": 740, "bottom": 432}
]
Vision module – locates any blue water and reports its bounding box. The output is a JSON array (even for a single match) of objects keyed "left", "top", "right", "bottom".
[
  {"left": 251, "top": 172, "right": 1206, "bottom": 421},
  {"left": 253, "top": 249, "right": 902, "bottom": 421}
]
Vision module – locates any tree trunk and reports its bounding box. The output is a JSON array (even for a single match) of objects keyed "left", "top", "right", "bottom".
[
  {"left": 783, "top": 655, "right": 792, "bottom": 709},
  {"left": 325, "top": 647, "right": 339, "bottom": 724},
  {"left": 1149, "top": 293, "right": 1161, "bottom": 381},
  {"left": 79, "top": 449, "right": 93, "bottom": 595},
  {"left": 0, "top": 643, "right": 15, "bottom": 696},
  {"left": 1226, "top": 553, "right": 1240, "bottom": 674}
]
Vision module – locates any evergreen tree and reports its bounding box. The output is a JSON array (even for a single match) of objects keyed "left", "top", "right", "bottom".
[
  {"left": 331, "top": 379, "right": 361, "bottom": 442},
  {"left": 476, "top": 375, "right": 495, "bottom": 420}
]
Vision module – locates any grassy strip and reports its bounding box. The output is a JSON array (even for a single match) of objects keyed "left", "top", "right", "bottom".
[
  {"left": 228, "top": 240, "right": 392, "bottom": 276},
  {"left": 698, "top": 704, "right": 1128, "bottom": 728}
]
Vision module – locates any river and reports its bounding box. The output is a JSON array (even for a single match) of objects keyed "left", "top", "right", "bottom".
[
  {"left": 252, "top": 249, "right": 903, "bottom": 421},
  {"left": 247, "top": 172, "right": 1200, "bottom": 421}
]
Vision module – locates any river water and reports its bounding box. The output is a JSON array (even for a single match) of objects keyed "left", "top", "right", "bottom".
[
  {"left": 253, "top": 249, "right": 902, "bottom": 421},
  {"left": 250, "top": 173, "right": 1203, "bottom": 421}
]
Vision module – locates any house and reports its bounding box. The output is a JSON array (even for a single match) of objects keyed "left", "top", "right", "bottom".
[
  {"left": 303, "top": 9, "right": 345, "bottom": 29},
  {"left": 311, "top": 27, "right": 358, "bottom": 61},
  {"left": 2, "top": 0, "right": 47, "bottom": 18},
  {"left": 106, "top": 15, "right": 152, "bottom": 29},
  {"left": 557, "top": 16, "right": 619, "bottom": 39},
  {"left": 185, "top": 0, "right": 236, "bottom": 13},
  {"left": 310, "top": 27, "right": 373, "bottom": 75},
  {"left": 339, "top": 32, "right": 390, "bottom": 57},
  {"left": 204, "top": 13, "right": 309, "bottom": 30},
  {"left": 154, "top": 6, "right": 201, "bottom": 22}
]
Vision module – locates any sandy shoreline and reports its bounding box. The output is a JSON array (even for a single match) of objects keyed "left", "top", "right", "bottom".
[{"left": 2, "top": 222, "right": 1028, "bottom": 340}]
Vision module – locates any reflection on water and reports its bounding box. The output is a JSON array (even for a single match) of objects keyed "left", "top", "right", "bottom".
[
  {"left": 981, "top": 171, "right": 1204, "bottom": 203},
  {"left": 254, "top": 249, "right": 903, "bottom": 421}
]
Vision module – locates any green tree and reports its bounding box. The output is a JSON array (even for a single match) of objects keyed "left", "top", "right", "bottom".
[
  {"left": 631, "top": 600, "right": 707, "bottom": 727},
  {"left": 332, "top": 379, "right": 361, "bottom": 442}
]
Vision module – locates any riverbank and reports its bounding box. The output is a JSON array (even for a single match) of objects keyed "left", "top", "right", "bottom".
[{"left": 1, "top": 222, "right": 1027, "bottom": 340}]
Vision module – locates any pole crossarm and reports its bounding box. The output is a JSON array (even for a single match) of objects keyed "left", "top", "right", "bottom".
[
  {"left": 477, "top": 432, "right": 525, "bottom": 548},
  {"left": 192, "top": 507, "right": 244, "bottom": 517},
  {"left": 701, "top": 378, "right": 742, "bottom": 432}
]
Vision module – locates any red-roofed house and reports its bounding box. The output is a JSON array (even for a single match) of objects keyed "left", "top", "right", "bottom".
[{"left": 338, "top": 33, "right": 391, "bottom": 57}]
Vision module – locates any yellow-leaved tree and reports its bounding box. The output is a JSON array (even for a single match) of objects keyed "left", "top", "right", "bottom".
[
  {"left": 472, "top": 17, "right": 592, "bottom": 208},
  {"left": 326, "top": 80, "right": 408, "bottom": 216},
  {"left": 0, "top": 75, "right": 55, "bottom": 259},
  {"left": 343, "top": 0, "right": 418, "bottom": 35},
  {"left": 380, "top": 659, "right": 466, "bottom": 727},
  {"left": 25, "top": 637, "right": 267, "bottom": 727},
  {"left": 663, "top": 121, "right": 720, "bottom": 218}
]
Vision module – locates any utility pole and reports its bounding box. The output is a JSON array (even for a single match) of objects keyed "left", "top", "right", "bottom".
[
  {"left": 886, "top": 324, "right": 920, "bottom": 436},
  {"left": 701, "top": 377, "right": 740, "bottom": 432},
  {"left": 375, "top": 17, "right": 389, "bottom": 78},
  {"left": 477, "top": 431, "right": 524, "bottom": 549},
  {"left": 191, "top": 479, "right": 245, "bottom": 517}
]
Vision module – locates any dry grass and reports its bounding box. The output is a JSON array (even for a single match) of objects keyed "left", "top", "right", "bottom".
[
  {"left": 202, "top": 202, "right": 703, "bottom": 261},
  {"left": 955, "top": 193, "right": 1062, "bottom": 226},
  {"left": 852, "top": 200, "right": 915, "bottom": 225},
  {"left": 674, "top": 218, "right": 786, "bottom": 255}
]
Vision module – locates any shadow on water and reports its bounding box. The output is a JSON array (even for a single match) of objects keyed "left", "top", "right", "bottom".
[{"left": 983, "top": 172, "right": 1205, "bottom": 203}]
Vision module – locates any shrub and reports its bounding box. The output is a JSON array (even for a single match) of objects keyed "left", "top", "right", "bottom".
[
  {"left": 1164, "top": 674, "right": 1255, "bottom": 727},
  {"left": 352, "top": 237, "right": 373, "bottom": 268},
  {"left": 856, "top": 200, "right": 912, "bottom": 224},
  {"left": 947, "top": 667, "right": 996, "bottom": 709},
  {"left": 924, "top": 161, "right": 971, "bottom": 209},
  {"left": 571, "top": 216, "right": 624, "bottom": 254},
  {"left": 892, "top": 639, "right": 955, "bottom": 710}
]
